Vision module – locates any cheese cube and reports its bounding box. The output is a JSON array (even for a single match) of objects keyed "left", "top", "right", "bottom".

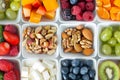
[
  {"left": 42, "top": 60, "right": 55, "bottom": 69},
  {"left": 21, "top": 78, "right": 28, "bottom": 80},
  {"left": 30, "top": 70, "right": 41, "bottom": 80},
  {"left": 24, "top": 59, "right": 38, "bottom": 67},
  {"left": 21, "top": 67, "right": 29, "bottom": 77},
  {"left": 42, "top": 70, "right": 50, "bottom": 80},
  {"left": 32, "top": 61, "right": 45, "bottom": 73},
  {"left": 50, "top": 76, "right": 56, "bottom": 80},
  {"left": 49, "top": 68, "right": 56, "bottom": 77}
]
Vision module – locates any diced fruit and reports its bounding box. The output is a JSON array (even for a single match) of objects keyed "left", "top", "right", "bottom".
[
  {"left": 6, "top": 8, "right": 17, "bottom": 20},
  {"left": 45, "top": 11, "right": 55, "bottom": 19},
  {"left": 116, "top": 12, "right": 120, "bottom": 21},
  {"left": 36, "top": 6, "right": 46, "bottom": 15},
  {"left": 10, "top": 1, "right": 20, "bottom": 11},
  {"left": 42, "top": 0, "right": 58, "bottom": 11},
  {"left": 29, "top": 10, "right": 42, "bottom": 23},
  {"left": 4, "top": 70, "right": 16, "bottom": 80},
  {"left": 82, "top": 11, "right": 94, "bottom": 21},
  {"left": 110, "top": 7, "right": 120, "bottom": 13},
  {"left": 32, "top": 0, "right": 41, "bottom": 8},
  {"left": 22, "top": 0, "right": 35, "bottom": 6},
  {"left": 71, "top": 5, "right": 81, "bottom": 15},
  {"left": 0, "top": 42, "right": 10, "bottom": 56},
  {"left": 23, "top": 4, "right": 32, "bottom": 18},
  {"left": 0, "top": 60, "right": 14, "bottom": 72},
  {"left": 114, "top": 0, "right": 120, "bottom": 7},
  {"left": 13, "top": 69, "right": 20, "bottom": 80},
  {"left": 96, "top": 0, "right": 102, "bottom": 7},
  {"left": 0, "top": 25, "right": 4, "bottom": 42},
  {"left": 9, "top": 46, "right": 19, "bottom": 56},
  {"left": 3, "top": 31, "right": 19, "bottom": 45},
  {"left": 4, "top": 25, "right": 18, "bottom": 34}
]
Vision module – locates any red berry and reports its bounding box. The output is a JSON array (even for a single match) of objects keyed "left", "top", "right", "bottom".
[
  {"left": 86, "top": 2, "right": 95, "bottom": 11},
  {"left": 9, "top": 46, "right": 19, "bottom": 56},
  {"left": 60, "top": 0, "right": 68, "bottom": 2},
  {"left": 0, "top": 60, "right": 14, "bottom": 72},
  {"left": 61, "top": 2, "right": 70, "bottom": 9},
  {"left": 86, "top": 0, "right": 93, "bottom": 2},
  {"left": 82, "top": 11, "right": 94, "bottom": 21},
  {"left": 4, "top": 25, "right": 18, "bottom": 34},
  {"left": 76, "top": 14, "right": 83, "bottom": 20},
  {"left": 71, "top": 5, "right": 81, "bottom": 15},
  {"left": 78, "top": 2, "right": 86, "bottom": 11},
  {"left": 4, "top": 70, "right": 17, "bottom": 80},
  {"left": 13, "top": 69, "right": 20, "bottom": 80}
]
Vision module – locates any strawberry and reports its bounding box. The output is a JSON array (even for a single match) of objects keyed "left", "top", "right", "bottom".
[
  {"left": 9, "top": 46, "right": 19, "bottom": 56},
  {"left": 4, "top": 25, "right": 18, "bottom": 34},
  {"left": 0, "top": 60, "right": 14, "bottom": 72},
  {"left": 13, "top": 69, "right": 20, "bottom": 80},
  {"left": 4, "top": 70, "right": 17, "bottom": 80}
]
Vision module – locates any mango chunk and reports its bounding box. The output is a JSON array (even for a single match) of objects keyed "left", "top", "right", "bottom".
[
  {"left": 45, "top": 11, "right": 56, "bottom": 20},
  {"left": 29, "top": 10, "right": 42, "bottom": 23},
  {"left": 110, "top": 7, "right": 120, "bottom": 13},
  {"left": 22, "top": 0, "right": 35, "bottom": 6},
  {"left": 23, "top": 4, "right": 32, "bottom": 17},
  {"left": 114, "top": 0, "right": 120, "bottom": 7},
  {"left": 42, "top": 0, "right": 58, "bottom": 11}
]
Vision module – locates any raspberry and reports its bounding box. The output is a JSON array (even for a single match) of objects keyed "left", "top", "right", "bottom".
[
  {"left": 76, "top": 14, "right": 83, "bottom": 20},
  {"left": 4, "top": 70, "right": 17, "bottom": 80},
  {"left": 61, "top": 1, "right": 70, "bottom": 9},
  {"left": 9, "top": 46, "right": 19, "bottom": 56},
  {"left": 0, "top": 60, "right": 14, "bottom": 72},
  {"left": 60, "top": 0, "right": 68, "bottom": 2},
  {"left": 82, "top": 11, "right": 94, "bottom": 21},
  {"left": 4, "top": 25, "right": 18, "bottom": 34},
  {"left": 71, "top": 5, "right": 81, "bottom": 15},
  {"left": 86, "top": 2, "right": 95, "bottom": 11},
  {"left": 78, "top": 2, "right": 86, "bottom": 11},
  {"left": 86, "top": 0, "right": 93, "bottom": 2}
]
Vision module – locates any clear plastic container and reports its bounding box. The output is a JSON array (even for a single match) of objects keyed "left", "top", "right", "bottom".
[
  {"left": 22, "top": 23, "right": 60, "bottom": 58},
  {"left": 0, "top": 24, "right": 21, "bottom": 58},
  {"left": 22, "top": 58, "right": 59, "bottom": 80},
  {"left": 97, "top": 22, "right": 120, "bottom": 58},
  {"left": 59, "top": 22, "right": 97, "bottom": 58},
  {"left": 59, "top": 57, "right": 97, "bottom": 80}
]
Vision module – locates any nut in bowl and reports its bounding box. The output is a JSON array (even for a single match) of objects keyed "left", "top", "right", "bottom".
[
  {"left": 22, "top": 59, "right": 58, "bottom": 80},
  {"left": 98, "top": 23, "right": 120, "bottom": 58},
  {"left": 22, "top": 23, "right": 59, "bottom": 58},
  {"left": 60, "top": 23, "right": 97, "bottom": 57}
]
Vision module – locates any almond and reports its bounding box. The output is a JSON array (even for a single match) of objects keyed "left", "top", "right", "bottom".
[
  {"left": 82, "top": 28, "right": 93, "bottom": 41},
  {"left": 64, "top": 47, "right": 73, "bottom": 53},
  {"left": 62, "top": 32, "right": 69, "bottom": 39},
  {"left": 76, "top": 25, "right": 84, "bottom": 30},
  {"left": 74, "top": 43, "right": 82, "bottom": 52},
  {"left": 83, "top": 48, "right": 94, "bottom": 56}
]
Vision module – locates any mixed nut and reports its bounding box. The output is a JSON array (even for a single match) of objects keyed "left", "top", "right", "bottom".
[
  {"left": 62, "top": 25, "right": 94, "bottom": 56},
  {"left": 22, "top": 25, "right": 57, "bottom": 55}
]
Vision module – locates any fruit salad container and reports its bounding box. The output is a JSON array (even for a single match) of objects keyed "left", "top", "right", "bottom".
[
  {"left": 60, "top": 23, "right": 97, "bottom": 58},
  {"left": 22, "top": 23, "right": 60, "bottom": 58},
  {"left": 0, "top": 24, "right": 21, "bottom": 58},
  {"left": 59, "top": 0, "right": 97, "bottom": 23},
  {"left": 59, "top": 57, "right": 97, "bottom": 80},
  {"left": 22, "top": 58, "right": 59, "bottom": 80},
  {"left": 0, "top": 0, "right": 21, "bottom": 24},
  {"left": 98, "top": 58, "right": 120, "bottom": 80},
  {"left": 98, "top": 22, "right": 120, "bottom": 58}
]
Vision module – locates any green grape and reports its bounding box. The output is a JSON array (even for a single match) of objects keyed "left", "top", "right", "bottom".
[
  {"left": 115, "top": 44, "right": 120, "bottom": 56},
  {"left": 10, "top": 1, "right": 20, "bottom": 11},
  {"left": 114, "top": 31, "right": 120, "bottom": 43},
  {"left": 108, "top": 37, "right": 117, "bottom": 47},
  {"left": 6, "top": 8, "right": 17, "bottom": 20},
  {"left": 100, "top": 27, "right": 112, "bottom": 42},
  {"left": 14, "top": 0, "right": 20, "bottom": 2},
  {"left": 102, "top": 44, "right": 112, "bottom": 55},
  {"left": 0, "top": 12, "right": 5, "bottom": 20}
]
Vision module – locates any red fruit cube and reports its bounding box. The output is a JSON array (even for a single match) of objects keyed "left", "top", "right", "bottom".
[
  {"left": 4, "top": 25, "right": 18, "bottom": 34},
  {"left": 36, "top": 6, "right": 46, "bottom": 15},
  {"left": 71, "top": 5, "right": 81, "bottom": 15},
  {"left": 4, "top": 70, "right": 17, "bottom": 80},
  {"left": 76, "top": 14, "right": 83, "bottom": 21},
  {"left": 32, "top": 0, "right": 42, "bottom": 8},
  {"left": 82, "top": 11, "right": 94, "bottom": 21},
  {"left": 9, "top": 46, "right": 19, "bottom": 56}
]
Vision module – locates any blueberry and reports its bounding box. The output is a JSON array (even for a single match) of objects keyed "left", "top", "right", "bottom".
[
  {"left": 71, "top": 59, "right": 80, "bottom": 67},
  {"left": 80, "top": 66, "right": 88, "bottom": 75},
  {"left": 70, "top": 0, "right": 78, "bottom": 5},
  {"left": 62, "top": 74, "right": 69, "bottom": 80},
  {"left": 89, "top": 69, "right": 96, "bottom": 79},
  {"left": 86, "top": 60, "right": 93, "bottom": 68},
  {"left": 73, "top": 67, "right": 80, "bottom": 75},
  {"left": 70, "top": 67, "right": 73, "bottom": 73},
  {"left": 62, "top": 9, "right": 72, "bottom": 20},
  {"left": 79, "top": 60, "right": 84, "bottom": 67},
  {"left": 69, "top": 73, "right": 76, "bottom": 80},
  {"left": 76, "top": 75, "right": 81, "bottom": 79},
  {"left": 82, "top": 74, "right": 90, "bottom": 80},
  {"left": 61, "top": 67, "right": 69, "bottom": 74},
  {"left": 61, "top": 59, "right": 71, "bottom": 67}
]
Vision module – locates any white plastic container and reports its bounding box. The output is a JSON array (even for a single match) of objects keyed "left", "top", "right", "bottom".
[
  {"left": 22, "top": 23, "right": 60, "bottom": 58},
  {"left": 97, "top": 58, "right": 120, "bottom": 80},
  {"left": 59, "top": 22, "right": 97, "bottom": 58},
  {"left": 21, "top": 8, "right": 59, "bottom": 24},
  {"left": 0, "top": 24, "right": 21, "bottom": 59},
  {"left": 22, "top": 58, "right": 59, "bottom": 80},
  {"left": 97, "top": 22, "right": 120, "bottom": 58},
  {"left": 59, "top": 57, "right": 97, "bottom": 80}
]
